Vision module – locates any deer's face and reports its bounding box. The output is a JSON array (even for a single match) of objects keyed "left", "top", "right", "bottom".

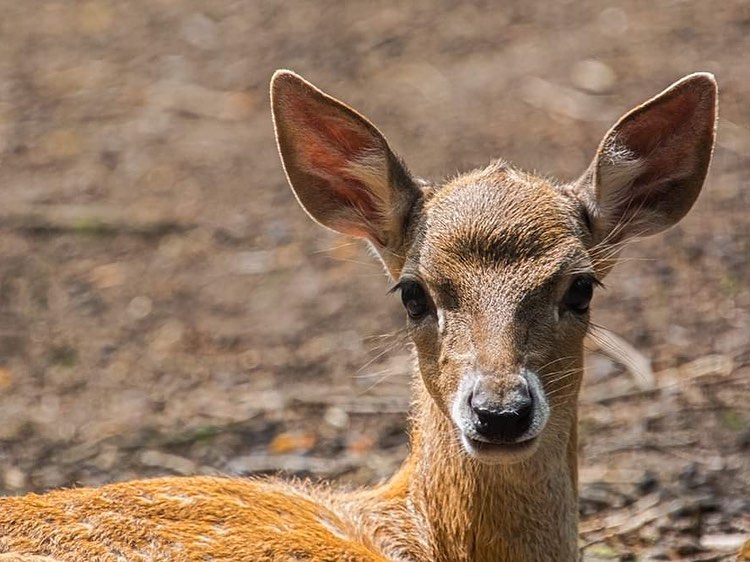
[
  {"left": 271, "top": 70, "right": 717, "bottom": 466},
  {"left": 399, "top": 167, "right": 593, "bottom": 463}
]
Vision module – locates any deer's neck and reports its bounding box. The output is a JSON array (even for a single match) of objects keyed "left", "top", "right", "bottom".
[{"left": 397, "top": 384, "right": 580, "bottom": 562}]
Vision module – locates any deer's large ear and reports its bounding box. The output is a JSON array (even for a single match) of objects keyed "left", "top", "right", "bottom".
[
  {"left": 579, "top": 73, "right": 718, "bottom": 247},
  {"left": 271, "top": 70, "right": 420, "bottom": 269}
]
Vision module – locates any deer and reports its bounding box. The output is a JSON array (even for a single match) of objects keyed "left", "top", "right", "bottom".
[{"left": 0, "top": 70, "right": 717, "bottom": 562}]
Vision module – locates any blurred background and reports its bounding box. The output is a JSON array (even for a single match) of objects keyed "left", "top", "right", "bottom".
[{"left": 0, "top": 1, "right": 748, "bottom": 558}]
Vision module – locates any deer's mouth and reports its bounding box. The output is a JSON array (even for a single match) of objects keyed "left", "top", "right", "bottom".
[{"left": 461, "top": 434, "right": 540, "bottom": 464}]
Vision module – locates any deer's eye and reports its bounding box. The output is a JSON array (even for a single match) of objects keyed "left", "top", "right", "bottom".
[
  {"left": 562, "top": 275, "right": 597, "bottom": 314},
  {"left": 398, "top": 280, "right": 431, "bottom": 320}
]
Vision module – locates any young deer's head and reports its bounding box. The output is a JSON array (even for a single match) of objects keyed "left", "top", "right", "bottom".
[{"left": 271, "top": 71, "right": 717, "bottom": 466}]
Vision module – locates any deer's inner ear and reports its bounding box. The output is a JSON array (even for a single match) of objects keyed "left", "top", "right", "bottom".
[
  {"left": 271, "top": 71, "right": 420, "bottom": 253},
  {"left": 582, "top": 73, "right": 717, "bottom": 246}
]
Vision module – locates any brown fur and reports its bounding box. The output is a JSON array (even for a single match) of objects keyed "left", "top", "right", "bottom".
[{"left": 0, "top": 71, "right": 717, "bottom": 562}]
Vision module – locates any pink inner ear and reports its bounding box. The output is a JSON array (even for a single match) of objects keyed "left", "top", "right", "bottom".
[
  {"left": 617, "top": 90, "right": 703, "bottom": 187},
  {"left": 284, "top": 95, "right": 385, "bottom": 242}
]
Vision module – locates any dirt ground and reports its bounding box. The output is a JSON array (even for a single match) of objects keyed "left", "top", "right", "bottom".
[{"left": 0, "top": 1, "right": 748, "bottom": 559}]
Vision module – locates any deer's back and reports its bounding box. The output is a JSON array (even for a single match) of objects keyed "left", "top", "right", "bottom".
[{"left": 0, "top": 476, "right": 388, "bottom": 562}]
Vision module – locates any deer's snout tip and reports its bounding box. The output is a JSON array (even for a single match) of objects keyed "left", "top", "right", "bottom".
[
  {"left": 469, "top": 385, "right": 534, "bottom": 443},
  {"left": 452, "top": 369, "right": 550, "bottom": 464}
]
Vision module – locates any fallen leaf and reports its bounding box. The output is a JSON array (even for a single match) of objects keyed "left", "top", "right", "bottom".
[{"left": 269, "top": 432, "right": 316, "bottom": 455}]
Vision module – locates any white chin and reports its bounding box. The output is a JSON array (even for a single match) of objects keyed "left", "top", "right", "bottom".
[{"left": 460, "top": 434, "right": 540, "bottom": 465}]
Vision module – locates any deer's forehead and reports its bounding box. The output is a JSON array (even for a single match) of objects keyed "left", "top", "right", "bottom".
[
  {"left": 420, "top": 172, "right": 580, "bottom": 262},
  {"left": 409, "top": 171, "right": 583, "bottom": 302}
]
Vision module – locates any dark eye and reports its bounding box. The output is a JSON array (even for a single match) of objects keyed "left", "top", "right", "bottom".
[
  {"left": 399, "top": 280, "right": 431, "bottom": 319},
  {"left": 562, "top": 275, "right": 596, "bottom": 314}
]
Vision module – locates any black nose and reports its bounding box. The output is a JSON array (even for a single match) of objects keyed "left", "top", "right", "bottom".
[{"left": 469, "top": 386, "right": 534, "bottom": 442}]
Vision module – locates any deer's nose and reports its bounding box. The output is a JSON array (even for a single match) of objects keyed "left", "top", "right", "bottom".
[{"left": 469, "top": 382, "right": 534, "bottom": 443}]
